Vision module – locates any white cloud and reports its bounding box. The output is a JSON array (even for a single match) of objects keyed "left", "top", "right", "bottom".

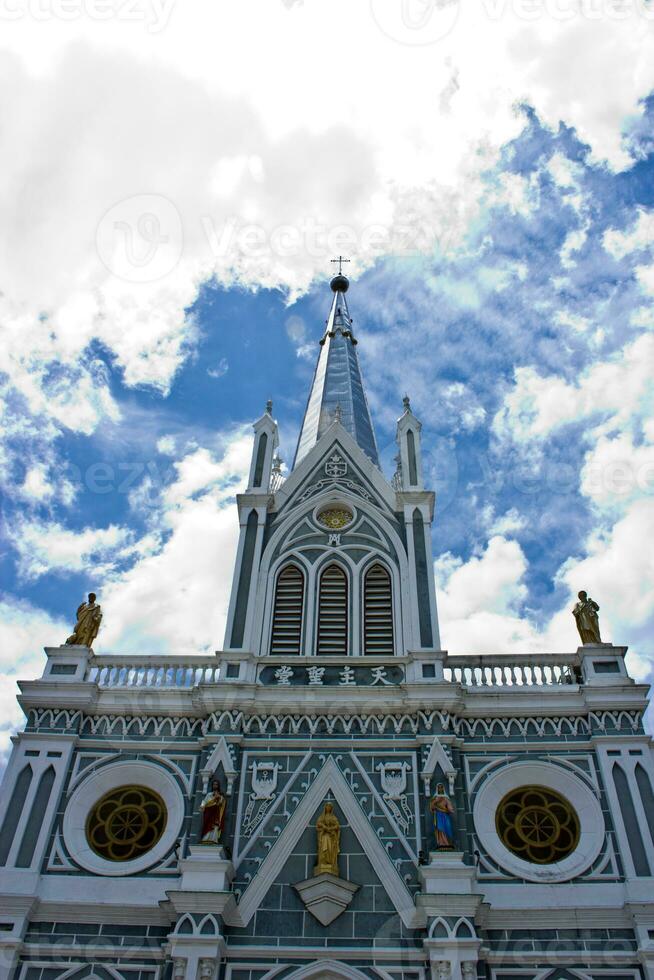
[
  {"left": 435, "top": 535, "right": 540, "bottom": 653},
  {"left": 560, "top": 222, "right": 589, "bottom": 267},
  {"left": 635, "top": 261, "right": 654, "bottom": 296},
  {"left": 603, "top": 208, "right": 654, "bottom": 258},
  {"left": 98, "top": 431, "right": 252, "bottom": 656},
  {"left": 207, "top": 357, "right": 229, "bottom": 380},
  {"left": 493, "top": 333, "right": 654, "bottom": 443},
  {"left": 435, "top": 499, "right": 654, "bottom": 689},
  {"left": 0, "top": 597, "right": 68, "bottom": 763},
  {"left": 0, "top": 0, "right": 651, "bottom": 486},
  {"left": 489, "top": 507, "right": 527, "bottom": 536},
  {"left": 580, "top": 430, "right": 654, "bottom": 512},
  {"left": 9, "top": 520, "right": 132, "bottom": 580},
  {"left": 156, "top": 434, "right": 177, "bottom": 455}
]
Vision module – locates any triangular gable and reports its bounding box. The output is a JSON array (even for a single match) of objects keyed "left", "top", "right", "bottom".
[
  {"left": 421, "top": 736, "right": 456, "bottom": 794},
  {"left": 225, "top": 757, "right": 421, "bottom": 929},
  {"left": 202, "top": 737, "right": 237, "bottom": 794},
  {"left": 275, "top": 421, "right": 396, "bottom": 517}
]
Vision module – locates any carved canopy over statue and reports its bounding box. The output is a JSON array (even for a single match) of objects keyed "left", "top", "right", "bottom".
[
  {"left": 65, "top": 593, "right": 103, "bottom": 648},
  {"left": 314, "top": 802, "right": 340, "bottom": 876},
  {"left": 572, "top": 590, "right": 602, "bottom": 645}
]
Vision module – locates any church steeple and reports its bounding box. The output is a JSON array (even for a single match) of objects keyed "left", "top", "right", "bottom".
[{"left": 293, "top": 271, "right": 380, "bottom": 469}]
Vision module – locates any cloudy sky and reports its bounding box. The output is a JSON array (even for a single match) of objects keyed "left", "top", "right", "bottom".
[{"left": 1, "top": 0, "right": 654, "bottom": 755}]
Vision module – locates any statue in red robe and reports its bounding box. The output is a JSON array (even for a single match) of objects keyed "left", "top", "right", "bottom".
[{"left": 200, "top": 778, "right": 227, "bottom": 845}]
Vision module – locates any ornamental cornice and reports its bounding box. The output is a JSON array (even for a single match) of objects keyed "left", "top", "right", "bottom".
[{"left": 26, "top": 705, "right": 643, "bottom": 740}]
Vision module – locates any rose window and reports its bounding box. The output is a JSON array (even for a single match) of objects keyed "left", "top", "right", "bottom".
[
  {"left": 316, "top": 507, "right": 353, "bottom": 530},
  {"left": 495, "top": 785, "right": 580, "bottom": 864},
  {"left": 86, "top": 785, "right": 167, "bottom": 862}
]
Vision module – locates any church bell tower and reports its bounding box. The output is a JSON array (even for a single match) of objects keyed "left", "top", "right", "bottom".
[{"left": 0, "top": 273, "right": 653, "bottom": 980}]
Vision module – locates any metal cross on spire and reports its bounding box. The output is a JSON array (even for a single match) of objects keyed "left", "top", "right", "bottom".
[{"left": 331, "top": 255, "right": 350, "bottom": 276}]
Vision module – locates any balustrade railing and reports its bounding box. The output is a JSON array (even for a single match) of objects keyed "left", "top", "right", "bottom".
[
  {"left": 84, "top": 653, "right": 582, "bottom": 689},
  {"left": 86, "top": 658, "right": 220, "bottom": 688},
  {"left": 443, "top": 654, "right": 581, "bottom": 687}
]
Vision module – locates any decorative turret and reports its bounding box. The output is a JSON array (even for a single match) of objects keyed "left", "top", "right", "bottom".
[
  {"left": 293, "top": 271, "right": 380, "bottom": 469},
  {"left": 395, "top": 394, "right": 424, "bottom": 490},
  {"left": 246, "top": 399, "right": 279, "bottom": 493}
]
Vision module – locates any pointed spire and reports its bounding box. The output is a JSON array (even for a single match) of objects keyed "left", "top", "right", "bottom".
[{"left": 293, "top": 273, "right": 380, "bottom": 469}]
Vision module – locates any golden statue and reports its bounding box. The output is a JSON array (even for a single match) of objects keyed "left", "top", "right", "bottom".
[
  {"left": 572, "top": 590, "right": 602, "bottom": 644},
  {"left": 314, "top": 802, "right": 340, "bottom": 877},
  {"left": 65, "top": 593, "right": 103, "bottom": 648}
]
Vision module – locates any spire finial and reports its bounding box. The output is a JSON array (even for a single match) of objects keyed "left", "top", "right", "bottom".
[
  {"left": 330, "top": 256, "right": 350, "bottom": 293},
  {"left": 265, "top": 399, "right": 273, "bottom": 416},
  {"left": 334, "top": 403, "right": 342, "bottom": 424},
  {"left": 403, "top": 394, "right": 411, "bottom": 412}
]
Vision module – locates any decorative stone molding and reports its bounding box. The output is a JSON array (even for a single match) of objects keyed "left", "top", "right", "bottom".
[
  {"left": 472, "top": 760, "right": 605, "bottom": 883},
  {"left": 201, "top": 736, "right": 237, "bottom": 795},
  {"left": 294, "top": 872, "right": 359, "bottom": 925},
  {"left": 421, "top": 735, "right": 456, "bottom": 794},
  {"left": 178, "top": 845, "right": 234, "bottom": 891},
  {"left": 62, "top": 759, "right": 185, "bottom": 876}
]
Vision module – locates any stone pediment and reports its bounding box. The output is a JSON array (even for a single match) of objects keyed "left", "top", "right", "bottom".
[
  {"left": 274, "top": 422, "right": 396, "bottom": 517},
  {"left": 225, "top": 756, "right": 420, "bottom": 928}
]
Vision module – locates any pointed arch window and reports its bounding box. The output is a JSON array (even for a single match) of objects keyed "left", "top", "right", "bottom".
[
  {"left": 270, "top": 564, "right": 304, "bottom": 656},
  {"left": 317, "top": 564, "right": 348, "bottom": 655},
  {"left": 363, "top": 563, "right": 394, "bottom": 655}
]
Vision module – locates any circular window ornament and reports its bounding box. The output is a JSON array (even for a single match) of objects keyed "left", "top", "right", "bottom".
[
  {"left": 86, "top": 785, "right": 167, "bottom": 862},
  {"left": 316, "top": 506, "right": 354, "bottom": 530},
  {"left": 495, "top": 785, "right": 579, "bottom": 865},
  {"left": 63, "top": 760, "right": 185, "bottom": 876},
  {"left": 473, "top": 761, "right": 604, "bottom": 883}
]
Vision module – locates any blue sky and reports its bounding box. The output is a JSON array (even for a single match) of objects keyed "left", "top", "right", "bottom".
[{"left": 1, "top": 1, "right": 654, "bottom": 751}]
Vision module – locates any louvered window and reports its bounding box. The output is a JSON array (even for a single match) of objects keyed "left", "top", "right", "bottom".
[
  {"left": 363, "top": 563, "right": 394, "bottom": 655},
  {"left": 317, "top": 564, "right": 348, "bottom": 655},
  {"left": 270, "top": 564, "right": 304, "bottom": 655}
]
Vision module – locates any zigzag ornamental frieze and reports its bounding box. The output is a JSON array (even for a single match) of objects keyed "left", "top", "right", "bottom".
[
  {"left": 205, "top": 708, "right": 643, "bottom": 739},
  {"left": 27, "top": 706, "right": 643, "bottom": 740}
]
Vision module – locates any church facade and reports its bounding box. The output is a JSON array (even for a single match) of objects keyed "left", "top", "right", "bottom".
[{"left": 1, "top": 274, "right": 654, "bottom": 980}]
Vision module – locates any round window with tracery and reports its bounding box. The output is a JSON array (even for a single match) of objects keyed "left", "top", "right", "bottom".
[
  {"left": 86, "top": 785, "right": 167, "bottom": 862},
  {"left": 495, "top": 785, "right": 580, "bottom": 864},
  {"left": 316, "top": 506, "right": 353, "bottom": 530}
]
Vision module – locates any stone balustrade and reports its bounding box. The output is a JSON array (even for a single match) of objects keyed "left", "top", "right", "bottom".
[
  {"left": 84, "top": 652, "right": 584, "bottom": 689},
  {"left": 86, "top": 657, "right": 221, "bottom": 688},
  {"left": 443, "top": 653, "right": 582, "bottom": 687}
]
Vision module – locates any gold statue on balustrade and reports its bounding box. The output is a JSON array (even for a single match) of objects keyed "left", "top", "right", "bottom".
[
  {"left": 314, "top": 802, "right": 340, "bottom": 877},
  {"left": 65, "top": 592, "right": 103, "bottom": 648}
]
